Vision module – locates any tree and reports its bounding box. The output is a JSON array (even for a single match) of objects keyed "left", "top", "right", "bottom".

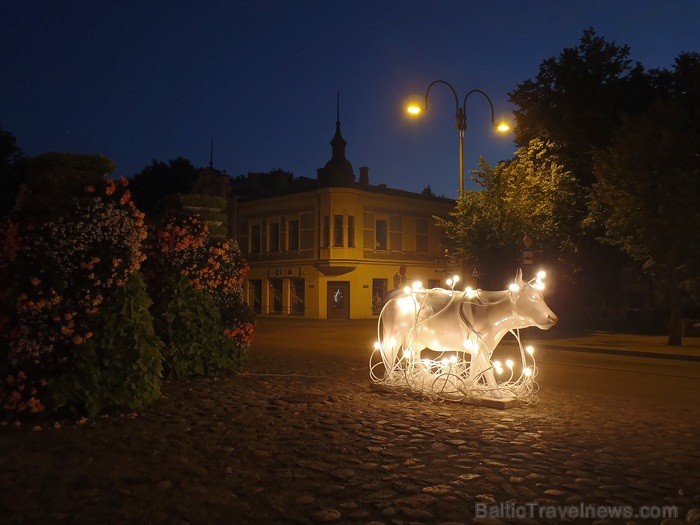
[
  {"left": 0, "top": 127, "right": 28, "bottom": 217},
  {"left": 589, "top": 53, "right": 700, "bottom": 345},
  {"left": 14, "top": 152, "right": 114, "bottom": 225},
  {"left": 436, "top": 140, "right": 583, "bottom": 290},
  {"left": 129, "top": 157, "right": 199, "bottom": 216},
  {"left": 509, "top": 28, "right": 654, "bottom": 187}
]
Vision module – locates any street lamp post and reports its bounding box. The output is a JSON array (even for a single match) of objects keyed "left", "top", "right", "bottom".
[{"left": 407, "top": 80, "right": 510, "bottom": 194}]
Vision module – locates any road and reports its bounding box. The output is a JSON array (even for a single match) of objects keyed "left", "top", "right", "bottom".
[{"left": 252, "top": 317, "right": 700, "bottom": 413}]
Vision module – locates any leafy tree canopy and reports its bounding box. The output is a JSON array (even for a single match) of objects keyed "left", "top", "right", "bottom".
[
  {"left": 129, "top": 157, "right": 199, "bottom": 215},
  {"left": 436, "top": 140, "right": 583, "bottom": 287},
  {"left": 509, "top": 28, "right": 656, "bottom": 186},
  {"left": 0, "top": 127, "right": 28, "bottom": 217},
  {"left": 14, "top": 152, "right": 114, "bottom": 224},
  {"left": 589, "top": 52, "right": 700, "bottom": 344}
]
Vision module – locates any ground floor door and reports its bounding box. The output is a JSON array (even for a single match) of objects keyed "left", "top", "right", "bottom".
[{"left": 327, "top": 281, "right": 350, "bottom": 319}]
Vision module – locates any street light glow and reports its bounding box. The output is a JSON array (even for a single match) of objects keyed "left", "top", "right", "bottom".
[
  {"left": 406, "top": 104, "right": 422, "bottom": 116},
  {"left": 497, "top": 121, "right": 511, "bottom": 132}
]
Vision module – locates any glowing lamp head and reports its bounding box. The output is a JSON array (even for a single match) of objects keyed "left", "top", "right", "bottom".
[
  {"left": 406, "top": 104, "right": 422, "bottom": 116},
  {"left": 496, "top": 121, "right": 511, "bottom": 133}
]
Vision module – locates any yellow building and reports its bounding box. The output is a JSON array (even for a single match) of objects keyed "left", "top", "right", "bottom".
[{"left": 236, "top": 115, "right": 455, "bottom": 319}]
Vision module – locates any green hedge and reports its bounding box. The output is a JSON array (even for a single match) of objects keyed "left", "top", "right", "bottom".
[
  {"left": 154, "top": 275, "right": 241, "bottom": 379},
  {"left": 50, "top": 272, "right": 163, "bottom": 416}
]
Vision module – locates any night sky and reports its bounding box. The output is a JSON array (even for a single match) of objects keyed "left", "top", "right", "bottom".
[{"left": 2, "top": 1, "right": 700, "bottom": 198}]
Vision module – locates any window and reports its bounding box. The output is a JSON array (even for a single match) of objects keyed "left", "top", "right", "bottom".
[
  {"left": 287, "top": 219, "right": 300, "bottom": 251},
  {"left": 250, "top": 224, "right": 261, "bottom": 253},
  {"left": 372, "top": 278, "right": 388, "bottom": 315},
  {"left": 249, "top": 280, "right": 262, "bottom": 314},
  {"left": 290, "top": 278, "right": 305, "bottom": 315},
  {"left": 269, "top": 279, "right": 283, "bottom": 313},
  {"left": 375, "top": 219, "right": 387, "bottom": 250},
  {"left": 347, "top": 215, "right": 355, "bottom": 247},
  {"left": 416, "top": 218, "right": 428, "bottom": 253},
  {"left": 390, "top": 215, "right": 402, "bottom": 251},
  {"left": 333, "top": 214, "right": 344, "bottom": 246},
  {"left": 268, "top": 222, "right": 280, "bottom": 252},
  {"left": 322, "top": 215, "right": 330, "bottom": 247}
]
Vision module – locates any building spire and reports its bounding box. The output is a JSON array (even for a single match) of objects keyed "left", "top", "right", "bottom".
[
  {"left": 209, "top": 138, "right": 214, "bottom": 168},
  {"left": 336, "top": 91, "right": 340, "bottom": 124},
  {"left": 317, "top": 91, "right": 355, "bottom": 186}
]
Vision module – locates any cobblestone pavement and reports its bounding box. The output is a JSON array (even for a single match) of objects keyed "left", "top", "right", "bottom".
[{"left": 1, "top": 321, "right": 699, "bottom": 524}]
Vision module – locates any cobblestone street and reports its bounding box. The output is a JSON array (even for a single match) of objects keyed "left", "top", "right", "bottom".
[{"left": 1, "top": 320, "right": 699, "bottom": 524}]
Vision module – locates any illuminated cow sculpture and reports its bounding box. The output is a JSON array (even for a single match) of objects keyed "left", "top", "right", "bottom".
[{"left": 370, "top": 269, "right": 557, "bottom": 404}]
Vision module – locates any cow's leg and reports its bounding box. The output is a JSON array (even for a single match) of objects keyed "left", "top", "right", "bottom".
[{"left": 470, "top": 343, "right": 503, "bottom": 399}]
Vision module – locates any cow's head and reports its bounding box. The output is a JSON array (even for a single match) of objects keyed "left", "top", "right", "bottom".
[{"left": 509, "top": 269, "right": 558, "bottom": 330}]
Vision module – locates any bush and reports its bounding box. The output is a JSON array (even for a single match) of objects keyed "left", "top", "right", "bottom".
[
  {"left": 144, "top": 215, "right": 254, "bottom": 376},
  {"left": 0, "top": 170, "right": 162, "bottom": 418},
  {"left": 154, "top": 275, "right": 240, "bottom": 379},
  {"left": 50, "top": 272, "right": 163, "bottom": 415}
]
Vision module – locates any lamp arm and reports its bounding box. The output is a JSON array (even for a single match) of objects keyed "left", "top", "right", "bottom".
[
  {"left": 463, "top": 89, "right": 497, "bottom": 128},
  {"left": 423, "top": 79, "right": 460, "bottom": 114}
]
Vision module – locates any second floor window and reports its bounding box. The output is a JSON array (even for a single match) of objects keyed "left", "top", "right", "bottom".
[
  {"left": 322, "top": 215, "right": 330, "bottom": 247},
  {"left": 376, "top": 219, "right": 388, "bottom": 250},
  {"left": 288, "top": 219, "right": 300, "bottom": 251},
  {"left": 347, "top": 215, "right": 355, "bottom": 247},
  {"left": 333, "top": 214, "right": 344, "bottom": 246},
  {"left": 416, "top": 218, "right": 428, "bottom": 253},
  {"left": 250, "top": 223, "right": 261, "bottom": 253},
  {"left": 269, "top": 222, "right": 280, "bottom": 252}
]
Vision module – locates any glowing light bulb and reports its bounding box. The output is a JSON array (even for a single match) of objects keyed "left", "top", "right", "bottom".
[
  {"left": 441, "top": 358, "right": 449, "bottom": 366},
  {"left": 523, "top": 367, "right": 533, "bottom": 377},
  {"left": 446, "top": 278, "right": 453, "bottom": 287},
  {"left": 497, "top": 121, "right": 510, "bottom": 133},
  {"left": 534, "top": 282, "right": 545, "bottom": 291},
  {"left": 403, "top": 286, "right": 412, "bottom": 295},
  {"left": 463, "top": 339, "right": 473, "bottom": 350},
  {"left": 403, "top": 349, "right": 412, "bottom": 357},
  {"left": 373, "top": 341, "right": 381, "bottom": 350},
  {"left": 406, "top": 104, "right": 422, "bottom": 115},
  {"left": 412, "top": 280, "right": 423, "bottom": 291},
  {"left": 537, "top": 270, "right": 546, "bottom": 280},
  {"left": 525, "top": 345, "right": 534, "bottom": 355},
  {"left": 452, "top": 275, "right": 460, "bottom": 283},
  {"left": 422, "top": 359, "right": 431, "bottom": 367},
  {"left": 506, "top": 359, "right": 514, "bottom": 369},
  {"left": 509, "top": 283, "right": 520, "bottom": 293},
  {"left": 493, "top": 360, "right": 501, "bottom": 369},
  {"left": 388, "top": 337, "right": 397, "bottom": 347}
]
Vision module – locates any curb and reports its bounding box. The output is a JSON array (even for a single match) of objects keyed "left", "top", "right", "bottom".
[{"left": 530, "top": 343, "right": 700, "bottom": 362}]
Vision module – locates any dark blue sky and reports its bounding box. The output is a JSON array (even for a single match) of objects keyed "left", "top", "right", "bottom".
[{"left": 2, "top": 1, "right": 699, "bottom": 198}]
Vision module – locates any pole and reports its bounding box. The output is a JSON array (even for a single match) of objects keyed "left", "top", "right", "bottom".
[{"left": 458, "top": 129, "right": 464, "bottom": 194}]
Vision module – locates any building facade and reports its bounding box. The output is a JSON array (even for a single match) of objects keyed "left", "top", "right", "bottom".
[{"left": 236, "top": 112, "right": 455, "bottom": 319}]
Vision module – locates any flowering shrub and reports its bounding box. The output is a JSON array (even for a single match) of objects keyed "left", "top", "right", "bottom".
[
  {"left": 144, "top": 214, "right": 254, "bottom": 376},
  {"left": 0, "top": 175, "right": 162, "bottom": 417}
]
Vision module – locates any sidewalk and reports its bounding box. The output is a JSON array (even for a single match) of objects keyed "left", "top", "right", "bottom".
[{"left": 524, "top": 331, "right": 700, "bottom": 362}]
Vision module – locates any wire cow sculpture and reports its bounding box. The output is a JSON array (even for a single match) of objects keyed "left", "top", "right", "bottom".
[{"left": 370, "top": 269, "right": 557, "bottom": 404}]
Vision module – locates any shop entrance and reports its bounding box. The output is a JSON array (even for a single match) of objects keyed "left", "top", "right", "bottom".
[{"left": 327, "top": 281, "right": 350, "bottom": 319}]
